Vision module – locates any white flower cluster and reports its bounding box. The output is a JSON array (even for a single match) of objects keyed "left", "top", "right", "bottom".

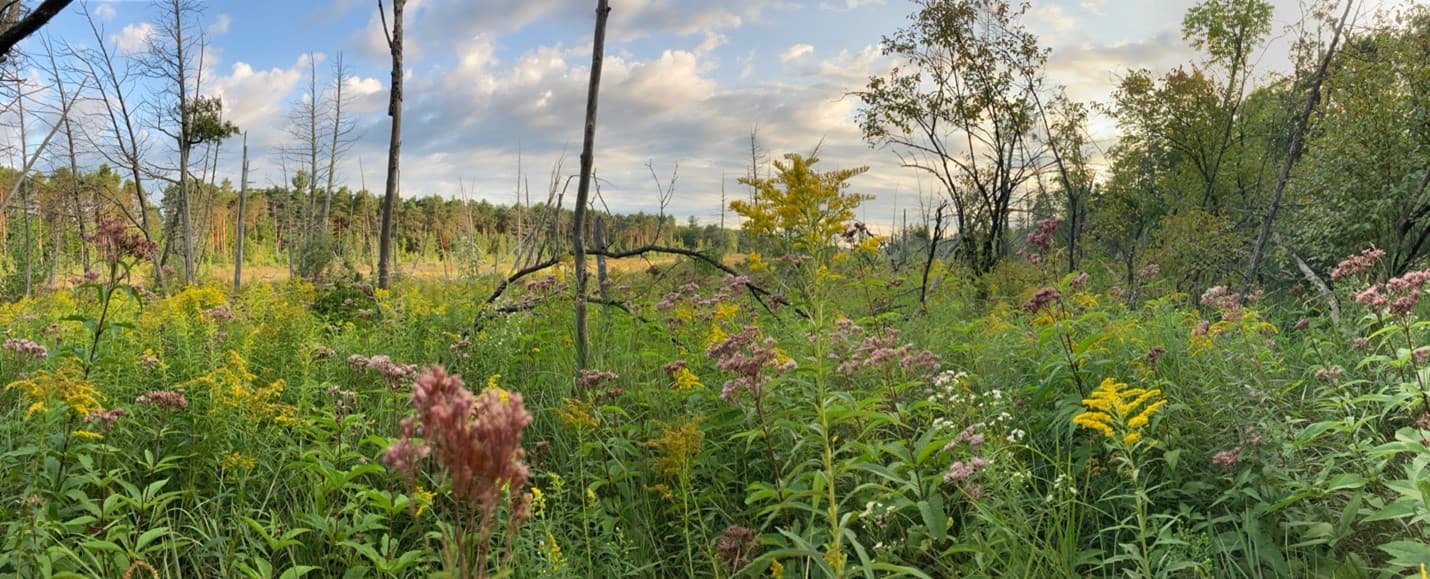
[{"left": 1045, "top": 473, "right": 1077, "bottom": 503}]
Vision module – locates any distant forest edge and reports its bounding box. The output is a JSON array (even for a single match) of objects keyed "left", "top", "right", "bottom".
[{"left": 0, "top": 163, "right": 744, "bottom": 290}]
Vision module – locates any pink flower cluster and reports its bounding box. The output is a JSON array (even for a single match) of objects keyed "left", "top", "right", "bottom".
[
  {"left": 707, "top": 326, "right": 795, "bottom": 402},
  {"left": 1025, "top": 218, "right": 1062, "bottom": 258},
  {"left": 942, "top": 424, "right": 990, "bottom": 501},
  {"left": 1331, "top": 247, "right": 1385, "bottom": 281},
  {"left": 349, "top": 354, "right": 418, "bottom": 388},
  {"left": 1144, "top": 346, "right": 1167, "bottom": 365},
  {"left": 138, "top": 351, "right": 161, "bottom": 369},
  {"left": 385, "top": 366, "right": 533, "bottom": 518},
  {"left": 88, "top": 218, "right": 157, "bottom": 263},
  {"left": 3, "top": 338, "right": 47, "bottom": 359},
  {"left": 1353, "top": 268, "right": 1430, "bottom": 316},
  {"left": 135, "top": 389, "right": 188, "bottom": 411},
  {"left": 943, "top": 456, "right": 991, "bottom": 483},
  {"left": 1022, "top": 287, "right": 1061, "bottom": 314},
  {"left": 524, "top": 275, "right": 558, "bottom": 292},
  {"left": 661, "top": 359, "right": 688, "bottom": 376},
  {"left": 84, "top": 407, "right": 127, "bottom": 429},
  {"left": 944, "top": 424, "right": 985, "bottom": 451},
  {"left": 448, "top": 337, "right": 471, "bottom": 359},
  {"left": 830, "top": 321, "right": 941, "bottom": 377},
  {"left": 656, "top": 275, "right": 748, "bottom": 327},
  {"left": 205, "top": 305, "right": 236, "bottom": 322},
  {"left": 1136, "top": 263, "right": 1160, "bottom": 280},
  {"left": 1211, "top": 446, "right": 1240, "bottom": 468},
  {"left": 713, "top": 525, "right": 759, "bottom": 569},
  {"left": 576, "top": 369, "right": 622, "bottom": 398}
]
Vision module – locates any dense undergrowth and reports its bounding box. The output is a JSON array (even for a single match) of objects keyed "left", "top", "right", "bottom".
[{"left": 2, "top": 234, "right": 1429, "bottom": 578}]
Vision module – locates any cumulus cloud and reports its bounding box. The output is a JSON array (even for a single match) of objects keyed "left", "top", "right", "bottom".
[
  {"left": 111, "top": 22, "right": 154, "bottom": 56},
  {"left": 780, "top": 43, "right": 814, "bottom": 63},
  {"left": 209, "top": 58, "right": 308, "bottom": 149}
]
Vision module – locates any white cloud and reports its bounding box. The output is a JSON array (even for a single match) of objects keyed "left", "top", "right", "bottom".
[
  {"left": 819, "top": 0, "right": 887, "bottom": 10},
  {"left": 111, "top": 22, "right": 154, "bottom": 56},
  {"left": 695, "top": 31, "right": 727, "bottom": 56},
  {"left": 210, "top": 58, "right": 307, "bottom": 149},
  {"left": 208, "top": 13, "right": 231, "bottom": 36},
  {"left": 94, "top": 2, "right": 117, "bottom": 20},
  {"left": 780, "top": 43, "right": 814, "bottom": 63}
]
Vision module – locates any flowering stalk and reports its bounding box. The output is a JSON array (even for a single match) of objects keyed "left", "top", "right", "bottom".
[
  {"left": 384, "top": 366, "right": 533, "bottom": 578},
  {"left": 1072, "top": 377, "right": 1166, "bottom": 577},
  {"left": 79, "top": 219, "right": 157, "bottom": 379}
]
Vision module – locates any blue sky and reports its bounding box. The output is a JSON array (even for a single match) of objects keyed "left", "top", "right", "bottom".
[{"left": 13, "top": 0, "right": 1413, "bottom": 228}]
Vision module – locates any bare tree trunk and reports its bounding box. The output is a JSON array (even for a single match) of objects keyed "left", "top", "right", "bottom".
[
  {"left": 572, "top": 0, "right": 611, "bottom": 371},
  {"left": 919, "top": 203, "right": 947, "bottom": 310},
  {"left": 234, "top": 133, "right": 248, "bottom": 293},
  {"left": 1242, "top": 0, "right": 1353, "bottom": 295},
  {"left": 45, "top": 39, "right": 88, "bottom": 273},
  {"left": 322, "top": 51, "right": 352, "bottom": 233},
  {"left": 377, "top": 0, "right": 404, "bottom": 289}
]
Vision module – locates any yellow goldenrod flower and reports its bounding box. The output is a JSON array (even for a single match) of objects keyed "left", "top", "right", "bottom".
[
  {"left": 414, "top": 487, "right": 436, "bottom": 516},
  {"left": 557, "top": 398, "right": 597, "bottom": 432},
  {"left": 705, "top": 324, "right": 728, "bottom": 350},
  {"left": 671, "top": 367, "right": 703, "bottom": 391},
  {"left": 646, "top": 417, "right": 703, "bottom": 478},
  {"left": 1073, "top": 377, "right": 1164, "bottom": 450},
  {"left": 6, "top": 359, "right": 103, "bottom": 420},
  {"left": 713, "top": 302, "right": 740, "bottom": 322}
]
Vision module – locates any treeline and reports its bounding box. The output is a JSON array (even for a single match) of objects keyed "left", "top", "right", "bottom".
[{"left": 0, "top": 163, "right": 736, "bottom": 295}]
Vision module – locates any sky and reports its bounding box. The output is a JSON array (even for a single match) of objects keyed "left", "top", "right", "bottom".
[{"left": 9, "top": 0, "right": 1415, "bottom": 229}]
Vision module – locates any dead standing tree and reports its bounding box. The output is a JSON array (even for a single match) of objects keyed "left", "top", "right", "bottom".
[
  {"left": 376, "top": 0, "right": 403, "bottom": 289},
  {"left": 571, "top": 0, "right": 611, "bottom": 371}
]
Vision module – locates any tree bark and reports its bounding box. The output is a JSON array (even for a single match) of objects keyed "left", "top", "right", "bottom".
[
  {"left": 234, "top": 133, "right": 248, "bottom": 293},
  {"left": 377, "top": 0, "right": 403, "bottom": 289},
  {"left": 571, "top": 0, "right": 611, "bottom": 371},
  {"left": 0, "top": 0, "right": 73, "bottom": 63}
]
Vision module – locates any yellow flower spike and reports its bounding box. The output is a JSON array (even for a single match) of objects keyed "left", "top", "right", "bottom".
[
  {"left": 671, "top": 367, "right": 703, "bottom": 391},
  {"left": 1073, "top": 377, "right": 1164, "bottom": 448},
  {"left": 414, "top": 487, "right": 436, "bottom": 516},
  {"left": 770, "top": 558, "right": 785, "bottom": 577},
  {"left": 705, "top": 324, "right": 728, "bottom": 350}
]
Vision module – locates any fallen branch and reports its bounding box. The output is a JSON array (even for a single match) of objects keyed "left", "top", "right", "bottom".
[
  {"left": 463, "top": 245, "right": 802, "bottom": 339},
  {"left": 1272, "top": 233, "right": 1341, "bottom": 326},
  {"left": 590, "top": 244, "right": 806, "bottom": 319}
]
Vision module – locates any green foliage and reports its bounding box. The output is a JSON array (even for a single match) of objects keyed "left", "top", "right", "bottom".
[{"left": 732, "top": 152, "right": 870, "bottom": 258}]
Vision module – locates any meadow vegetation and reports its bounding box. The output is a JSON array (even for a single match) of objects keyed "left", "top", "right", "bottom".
[{"left": 1, "top": 0, "right": 1428, "bottom": 577}]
